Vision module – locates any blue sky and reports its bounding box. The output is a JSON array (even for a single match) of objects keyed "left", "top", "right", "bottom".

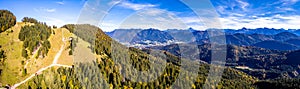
[
  {"left": 1, "top": 0, "right": 300, "bottom": 31},
  {"left": 0, "top": 0, "right": 85, "bottom": 27}
]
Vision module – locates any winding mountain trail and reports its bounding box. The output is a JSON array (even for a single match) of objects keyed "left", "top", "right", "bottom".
[
  {"left": 11, "top": 64, "right": 72, "bottom": 89},
  {"left": 12, "top": 34, "right": 71, "bottom": 89},
  {"left": 24, "top": 46, "right": 41, "bottom": 69},
  {"left": 52, "top": 38, "right": 66, "bottom": 64}
]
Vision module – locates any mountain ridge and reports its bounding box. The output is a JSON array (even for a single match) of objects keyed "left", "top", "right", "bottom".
[{"left": 107, "top": 28, "right": 300, "bottom": 50}]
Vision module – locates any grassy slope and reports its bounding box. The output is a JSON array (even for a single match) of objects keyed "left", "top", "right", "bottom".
[
  {"left": 0, "top": 22, "right": 27, "bottom": 84},
  {"left": 51, "top": 28, "right": 73, "bottom": 65},
  {"left": 0, "top": 22, "right": 74, "bottom": 85}
]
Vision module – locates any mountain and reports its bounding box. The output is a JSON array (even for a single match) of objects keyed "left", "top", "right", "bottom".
[
  {"left": 107, "top": 28, "right": 175, "bottom": 43},
  {"left": 165, "top": 29, "right": 198, "bottom": 42},
  {"left": 285, "top": 38, "right": 300, "bottom": 46},
  {"left": 107, "top": 28, "right": 298, "bottom": 50},
  {"left": 293, "top": 30, "right": 300, "bottom": 36},
  {"left": 107, "top": 28, "right": 300, "bottom": 51},
  {"left": 203, "top": 32, "right": 298, "bottom": 46},
  {"left": 252, "top": 40, "right": 299, "bottom": 50},
  {"left": 225, "top": 33, "right": 258, "bottom": 45},
  {"left": 192, "top": 30, "right": 209, "bottom": 42},
  {"left": 224, "top": 28, "right": 287, "bottom": 35},
  {"left": 131, "top": 28, "right": 174, "bottom": 43},
  {"left": 106, "top": 28, "right": 177, "bottom": 47},
  {"left": 195, "top": 32, "right": 299, "bottom": 50},
  {"left": 149, "top": 43, "right": 300, "bottom": 79},
  {"left": 255, "top": 78, "right": 300, "bottom": 89},
  {"left": 105, "top": 29, "right": 142, "bottom": 43},
  {"left": 274, "top": 32, "right": 298, "bottom": 41},
  {"left": 149, "top": 44, "right": 285, "bottom": 68},
  {"left": 285, "top": 50, "right": 300, "bottom": 65},
  {"left": 198, "top": 33, "right": 272, "bottom": 46}
]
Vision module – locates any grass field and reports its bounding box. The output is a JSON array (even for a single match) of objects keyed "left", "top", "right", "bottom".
[
  {"left": 0, "top": 22, "right": 74, "bottom": 85},
  {"left": 56, "top": 28, "right": 73, "bottom": 65},
  {"left": 0, "top": 22, "right": 29, "bottom": 84}
]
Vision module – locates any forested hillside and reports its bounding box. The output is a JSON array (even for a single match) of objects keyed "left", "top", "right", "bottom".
[
  {"left": 0, "top": 10, "right": 16, "bottom": 33},
  {"left": 19, "top": 17, "right": 52, "bottom": 58},
  {"left": 19, "top": 24, "right": 258, "bottom": 89}
]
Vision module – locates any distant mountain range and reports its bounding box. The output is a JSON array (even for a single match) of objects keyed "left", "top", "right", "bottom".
[
  {"left": 148, "top": 43, "right": 300, "bottom": 79},
  {"left": 106, "top": 27, "right": 300, "bottom": 79},
  {"left": 224, "top": 27, "right": 300, "bottom": 35},
  {"left": 106, "top": 28, "right": 300, "bottom": 50}
]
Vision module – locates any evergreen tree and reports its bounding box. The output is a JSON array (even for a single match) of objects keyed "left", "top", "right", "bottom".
[{"left": 0, "top": 10, "right": 16, "bottom": 33}]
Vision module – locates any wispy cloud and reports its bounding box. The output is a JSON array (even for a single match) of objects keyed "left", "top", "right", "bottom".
[
  {"left": 118, "top": 1, "right": 156, "bottom": 11},
  {"left": 276, "top": 7, "right": 295, "bottom": 11},
  {"left": 101, "top": 8, "right": 190, "bottom": 31},
  {"left": 291, "top": 0, "right": 300, "bottom": 3},
  {"left": 42, "top": 16, "right": 76, "bottom": 27},
  {"left": 100, "top": 0, "right": 300, "bottom": 31},
  {"left": 213, "top": 0, "right": 251, "bottom": 17},
  {"left": 236, "top": 0, "right": 249, "bottom": 11},
  {"left": 211, "top": 0, "right": 300, "bottom": 29},
  {"left": 56, "top": 1, "right": 64, "bottom": 5},
  {"left": 34, "top": 8, "right": 56, "bottom": 13},
  {"left": 180, "top": 16, "right": 202, "bottom": 24},
  {"left": 220, "top": 15, "right": 300, "bottom": 29},
  {"left": 216, "top": 6, "right": 226, "bottom": 14},
  {"left": 45, "top": 8, "right": 56, "bottom": 12},
  {"left": 43, "top": 16, "right": 65, "bottom": 26},
  {"left": 138, "top": 8, "right": 166, "bottom": 16},
  {"left": 108, "top": 0, "right": 121, "bottom": 5},
  {"left": 281, "top": 0, "right": 299, "bottom": 5}
]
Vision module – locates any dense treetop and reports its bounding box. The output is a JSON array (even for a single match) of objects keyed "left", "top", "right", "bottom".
[
  {"left": 21, "top": 17, "right": 38, "bottom": 24},
  {"left": 19, "top": 17, "right": 52, "bottom": 58},
  {"left": 0, "top": 10, "right": 16, "bottom": 33}
]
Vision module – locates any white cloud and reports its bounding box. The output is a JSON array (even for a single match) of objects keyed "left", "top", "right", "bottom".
[
  {"left": 281, "top": 0, "right": 299, "bottom": 5},
  {"left": 220, "top": 15, "right": 300, "bottom": 29},
  {"left": 217, "top": 6, "right": 226, "bottom": 14},
  {"left": 34, "top": 8, "right": 56, "bottom": 13},
  {"left": 276, "top": 7, "right": 296, "bottom": 11},
  {"left": 56, "top": 1, "right": 64, "bottom": 5},
  {"left": 118, "top": 1, "right": 156, "bottom": 11},
  {"left": 100, "top": 7, "right": 223, "bottom": 31},
  {"left": 105, "top": 8, "right": 188, "bottom": 30},
  {"left": 99, "top": 22, "right": 119, "bottom": 32},
  {"left": 108, "top": 0, "right": 121, "bottom": 5},
  {"left": 213, "top": 0, "right": 300, "bottom": 29},
  {"left": 43, "top": 17, "right": 65, "bottom": 26},
  {"left": 138, "top": 8, "right": 166, "bottom": 16},
  {"left": 181, "top": 16, "right": 202, "bottom": 24},
  {"left": 215, "top": 0, "right": 251, "bottom": 16},
  {"left": 45, "top": 8, "right": 56, "bottom": 12},
  {"left": 38, "top": 16, "right": 71, "bottom": 27},
  {"left": 236, "top": 0, "right": 249, "bottom": 11},
  {"left": 99, "top": 8, "right": 171, "bottom": 32},
  {"left": 292, "top": 0, "right": 299, "bottom": 2}
]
